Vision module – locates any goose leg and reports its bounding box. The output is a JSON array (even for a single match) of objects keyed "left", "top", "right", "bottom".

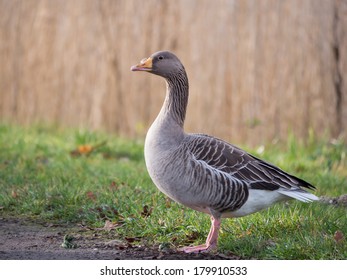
[{"left": 180, "top": 216, "right": 221, "bottom": 253}]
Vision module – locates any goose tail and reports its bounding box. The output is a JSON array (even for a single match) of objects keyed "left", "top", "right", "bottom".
[{"left": 278, "top": 189, "right": 319, "bottom": 203}]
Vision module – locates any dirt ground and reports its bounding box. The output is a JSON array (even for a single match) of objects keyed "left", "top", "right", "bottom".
[
  {"left": 1, "top": 195, "right": 345, "bottom": 260},
  {"left": 0, "top": 217, "right": 239, "bottom": 260}
]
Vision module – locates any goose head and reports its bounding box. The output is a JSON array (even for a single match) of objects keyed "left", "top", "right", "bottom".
[{"left": 131, "top": 51, "right": 185, "bottom": 79}]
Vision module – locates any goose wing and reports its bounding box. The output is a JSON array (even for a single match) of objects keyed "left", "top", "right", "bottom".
[{"left": 186, "top": 134, "right": 315, "bottom": 191}]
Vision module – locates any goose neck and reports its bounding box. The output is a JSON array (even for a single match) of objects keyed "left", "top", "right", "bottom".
[{"left": 162, "top": 72, "right": 189, "bottom": 128}]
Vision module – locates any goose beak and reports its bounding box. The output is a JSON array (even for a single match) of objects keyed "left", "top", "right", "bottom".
[{"left": 131, "top": 57, "right": 153, "bottom": 71}]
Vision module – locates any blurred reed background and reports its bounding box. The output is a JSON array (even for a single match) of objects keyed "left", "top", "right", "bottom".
[{"left": 0, "top": 0, "right": 346, "bottom": 146}]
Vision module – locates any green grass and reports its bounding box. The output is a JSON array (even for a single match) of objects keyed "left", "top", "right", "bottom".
[{"left": 0, "top": 124, "right": 346, "bottom": 259}]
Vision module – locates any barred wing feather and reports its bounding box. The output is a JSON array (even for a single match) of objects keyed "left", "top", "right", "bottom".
[{"left": 187, "top": 134, "right": 316, "bottom": 192}]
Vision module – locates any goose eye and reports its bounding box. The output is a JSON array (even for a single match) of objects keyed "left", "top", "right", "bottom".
[{"left": 158, "top": 56, "right": 164, "bottom": 60}]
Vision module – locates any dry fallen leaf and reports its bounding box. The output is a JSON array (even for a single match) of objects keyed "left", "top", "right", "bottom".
[
  {"left": 109, "top": 181, "right": 119, "bottom": 191},
  {"left": 70, "top": 141, "right": 107, "bottom": 156},
  {"left": 96, "top": 220, "right": 124, "bottom": 231},
  {"left": 334, "top": 230, "right": 345, "bottom": 244},
  {"left": 165, "top": 197, "right": 172, "bottom": 208},
  {"left": 86, "top": 191, "right": 96, "bottom": 201},
  {"left": 78, "top": 144, "right": 93, "bottom": 154},
  {"left": 141, "top": 205, "right": 153, "bottom": 217},
  {"left": 103, "top": 220, "right": 117, "bottom": 231},
  {"left": 11, "top": 190, "right": 18, "bottom": 199}
]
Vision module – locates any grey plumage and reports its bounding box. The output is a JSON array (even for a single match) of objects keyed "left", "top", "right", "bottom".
[{"left": 131, "top": 50, "right": 319, "bottom": 253}]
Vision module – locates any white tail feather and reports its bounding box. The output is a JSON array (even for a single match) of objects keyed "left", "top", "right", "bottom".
[{"left": 278, "top": 190, "right": 319, "bottom": 203}]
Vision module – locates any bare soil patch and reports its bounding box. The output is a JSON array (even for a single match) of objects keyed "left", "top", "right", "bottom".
[{"left": 0, "top": 217, "right": 239, "bottom": 260}]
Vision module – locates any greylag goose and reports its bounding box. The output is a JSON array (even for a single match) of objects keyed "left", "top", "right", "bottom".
[{"left": 131, "top": 51, "right": 319, "bottom": 253}]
